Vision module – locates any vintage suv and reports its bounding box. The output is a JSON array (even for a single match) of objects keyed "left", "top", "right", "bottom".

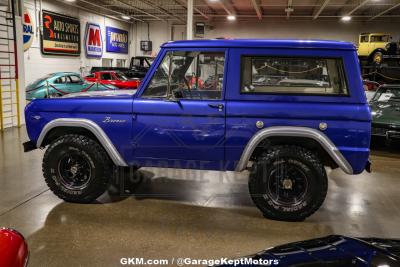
[{"left": 23, "top": 39, "right": 371, "bottom": 221}]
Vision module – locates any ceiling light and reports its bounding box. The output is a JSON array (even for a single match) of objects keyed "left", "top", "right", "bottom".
[
  {"left": 227, "top": 15, "right": 236, "bottom": 21},
  {"left": 64, "top": 0, "right": 77, "bottom": 2},
  {"left": 341, "top": 16, "right": 352, "bottom": 21},
  {"left": 121, "top": 15, "right": 131, "bottom": 20}
]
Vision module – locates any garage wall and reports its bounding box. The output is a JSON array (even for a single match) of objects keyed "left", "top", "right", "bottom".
[
  {"left": 205, "top": 20, "right": 400, "bottom": 44},
  {"left": 133, "top": 20, "right": 400, "bottom": 55},
  {"left": 23, "top": 0, "right": 133, "bottom": 86},
  {"left": 133, "top": 21, "right": 171, "bottom": 57}
]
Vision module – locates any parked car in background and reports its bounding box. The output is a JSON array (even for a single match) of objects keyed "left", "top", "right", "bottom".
[
  {"left": 26, "top": 72, "right": 117, "bottom": 100},
  {"left": 363, "top": 79, "right": 381, "bottom": 101},
  {"left": 0, "top": 228, "right": 28, "bottom": 267},
  {"left": 357, "top": 33, "right": 400, "bottom": 64},
  {"left": 84, "top": 71, "right": 140, "bottom": 89},
  {"left": 127, "top": 56, "right": 154, "bottom": 79},
  {"left": 89, "top": 56, "right": 154, "bottom": 80},
  {"left": 216, "top": 235, "right": 400, "bottom": 266},
  {"left": 370, "top": 85, "right": 400, "bottom": 140}
]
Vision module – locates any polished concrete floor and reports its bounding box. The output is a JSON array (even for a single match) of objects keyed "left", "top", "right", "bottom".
[{"left": 1, "top": 127, "right": 400, "bottom": 267}]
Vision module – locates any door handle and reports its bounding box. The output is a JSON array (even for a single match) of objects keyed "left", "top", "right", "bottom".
[{"left": 208, "top": 103, "right": 224, "bottom": 110}]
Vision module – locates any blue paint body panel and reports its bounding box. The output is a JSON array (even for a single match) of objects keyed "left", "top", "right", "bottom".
[{"left": 25, "top": 39, "right": 371, "bottom": 174}]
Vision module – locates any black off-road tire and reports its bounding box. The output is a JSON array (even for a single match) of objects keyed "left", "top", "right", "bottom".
[
  {"left": 249, "top": 145, "right": 328, "bottom": 221},
  {"left": 43, "top": 134, "right": 113, "bottom": 203}
]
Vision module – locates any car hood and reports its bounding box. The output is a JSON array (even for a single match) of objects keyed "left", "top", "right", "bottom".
[
  {"left": 61, "top": 89, "right": 137, "bottom": 98},
  {"left": 370, "top": 101, "right": 400, "bottom": 126},
  {"left": 215, "top": 235, "right": 400, "bottom": 266}
]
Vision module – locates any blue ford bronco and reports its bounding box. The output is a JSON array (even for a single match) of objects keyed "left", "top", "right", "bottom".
[{"left": 24, "top": 39, "right": 371, "bottom": 221}]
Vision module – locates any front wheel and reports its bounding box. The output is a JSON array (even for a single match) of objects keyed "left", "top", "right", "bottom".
[
  {"left": 43, "top": 134, "right": 113, "bottom": 203},
  {"left": 248, "top": 145, "right": 328, "bottom": 221}
]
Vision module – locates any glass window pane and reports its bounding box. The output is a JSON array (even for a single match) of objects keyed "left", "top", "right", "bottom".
[
  {"left": 142, "top": 51, "right": 225, "bottom": 100},
  {"left": 241, "top": 56, "right": 348, "bottom": 95}
]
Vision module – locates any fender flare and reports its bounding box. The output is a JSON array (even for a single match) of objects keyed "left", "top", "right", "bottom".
[
  {"left": 36, "top": 118, "right": 128, "bottom": 166},
  {"left": 234, "top": 126, "right": 353, "bottom": 174}
]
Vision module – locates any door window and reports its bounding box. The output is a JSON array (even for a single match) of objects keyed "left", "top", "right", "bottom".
[
  {"left": 54, "top": 76, "right": 66, "bottom": 84},
  {"left": 101, "top": 73, "right": 113, "bottom": 80},
  {"left": 142, "top": 51, "right": 225, "bottom": 100},
  {"left": 68, "top": 75, "right": 83, "bottom": 84}
]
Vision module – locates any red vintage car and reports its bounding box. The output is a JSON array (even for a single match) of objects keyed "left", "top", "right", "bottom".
[
  {"left": 0, "top": 228, "right": 29, "bottom": 267},
  {"left": 84, "top": 71, "right": 140, "bottom": 89}
]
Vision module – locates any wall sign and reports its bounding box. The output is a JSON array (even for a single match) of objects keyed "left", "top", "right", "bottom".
[
  {"left": 140, "top": 40, "right": 152, "bottom": 52},
  {"left": 85, "top": 23, "right": 103, "bottom": 58},
  {"left": 41, "top": 10, "right": 80, "bottom": 56},
  {"left": 106, "top": 26, "right": 128, "bottom": 54},
  {"left": 23, "top": 8, "right": 34, "bottom": 51}
]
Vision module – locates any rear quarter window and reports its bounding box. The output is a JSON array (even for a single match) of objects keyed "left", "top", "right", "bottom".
[{"left": 241, "top": 56, "right": 348, "bottom": 96}]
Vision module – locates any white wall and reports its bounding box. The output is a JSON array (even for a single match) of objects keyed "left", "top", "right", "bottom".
[
  {"left": 23, "top": 0, "right": 132, "bottom": 85},
  {"left": 133, "top": 19, "right": 400, "bottom": 54},
  {"left": 133, "top": 21, "right": 171, "bottom": 56},
  {"left": 205, "top": 20, "right": 400, "bottom": 44}
]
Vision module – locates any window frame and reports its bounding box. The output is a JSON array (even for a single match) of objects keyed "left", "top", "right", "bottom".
[
  {"left": 139, "top": 49, "right": 227, "bottom": 101},
  {"left": 239, "top": 55, "right": 350, "bottom": 97}
]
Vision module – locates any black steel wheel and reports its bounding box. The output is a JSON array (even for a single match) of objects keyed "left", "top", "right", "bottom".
[
  {"left": 43, "top": 134, "right": 113, "bottom": 203},
  {"left": 249, "top": 145, "right": 328, "bottom": 221}
]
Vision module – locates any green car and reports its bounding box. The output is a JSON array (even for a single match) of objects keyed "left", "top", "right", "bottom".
[
  {"left": 26, "top": 72, "right": 117, "bottom": 100},
  {"left": 370, "top": 85, "right": 400, "bottom": 140}
]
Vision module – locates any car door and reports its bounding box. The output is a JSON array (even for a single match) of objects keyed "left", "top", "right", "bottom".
[
  {"left": 65, "top": 75, "right": 85, "bottom": 94},
  {"left": 132, "top": 49, "right": 227, "bottom": 170}
]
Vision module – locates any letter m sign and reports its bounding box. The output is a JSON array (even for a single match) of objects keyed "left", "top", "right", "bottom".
[{"left": 85, "top": 23, "right": 103, "bottom": 58}]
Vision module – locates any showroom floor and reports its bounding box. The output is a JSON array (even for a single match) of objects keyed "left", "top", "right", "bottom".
[{"left": 1, "top": 127, "right": 400, "bottom": 267}]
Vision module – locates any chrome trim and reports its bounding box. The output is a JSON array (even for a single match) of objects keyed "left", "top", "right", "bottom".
[
  {"left": 235, "top": 126, "right": 353, "bottom": 174},
  {"left": 36, "top": 118, "right": 128, "bottom": 166}
]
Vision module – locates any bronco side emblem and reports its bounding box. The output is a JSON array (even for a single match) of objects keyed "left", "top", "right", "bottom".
[{"left": 103, "top": 117, "right": 126, "bottom": 123}]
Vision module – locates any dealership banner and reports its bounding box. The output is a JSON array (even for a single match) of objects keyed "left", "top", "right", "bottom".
[
  {"left": 41, "top": 10, "right": 80, "bottom": 56},
  {"left": 85, "top": 23, "right": 103, "bottom": 58},
  {"left": 106, "top": 26, "right": 128, "bottom": 54}
]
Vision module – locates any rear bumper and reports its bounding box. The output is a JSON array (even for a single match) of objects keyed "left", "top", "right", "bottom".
[{"left": 23, "top": 140, "right": 37, "bottom": 152}]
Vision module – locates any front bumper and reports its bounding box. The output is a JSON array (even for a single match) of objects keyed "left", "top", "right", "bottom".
[{"left": 23, "top": 140, "right": 37, "bottom": 152}]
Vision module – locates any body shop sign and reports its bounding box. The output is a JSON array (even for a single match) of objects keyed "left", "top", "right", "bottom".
[
  {"left": 106, "top": 26, "right": 128, "bottom": 54},
  {"left": 41, "top": 10, "right": 80, "bottom": 56}
]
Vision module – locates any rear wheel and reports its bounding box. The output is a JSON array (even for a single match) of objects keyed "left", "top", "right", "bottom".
[
  {"left": 248, "top": 145, "right": 328, "bottom": 221},
  {"left": 43, "top": 134, "right": 113, "bottom": 203}
]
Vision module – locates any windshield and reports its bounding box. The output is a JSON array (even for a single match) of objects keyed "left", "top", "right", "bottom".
[
  {"left": 372, "top": 87, "right": 400, "bottom": 102},
  {"left": 115, "top": 72, "right": 129, "bottom": 81}
]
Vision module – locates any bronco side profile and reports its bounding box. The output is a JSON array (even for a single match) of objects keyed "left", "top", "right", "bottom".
[{"left": 23, "top": 39, "right": 371, "bottom": 221}]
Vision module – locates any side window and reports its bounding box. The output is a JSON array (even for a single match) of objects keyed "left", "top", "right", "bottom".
[
  {"left": 54, "top": 76, "right": 66, "bottom": 84},
  {"left": 101, "top": 73, "right": 113, "bottom": 80},
  {"left": 68, "top": 75, "right": 82, "bottom": 84},
  {"left": 142, "top": 51, "right": 225, "bottom": 100},
  {"left": 360, "top": 35, "right": 369, "bottom": 43},
  {"left": 241, "top": 56, "right": 348, "bottom": 95}
]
